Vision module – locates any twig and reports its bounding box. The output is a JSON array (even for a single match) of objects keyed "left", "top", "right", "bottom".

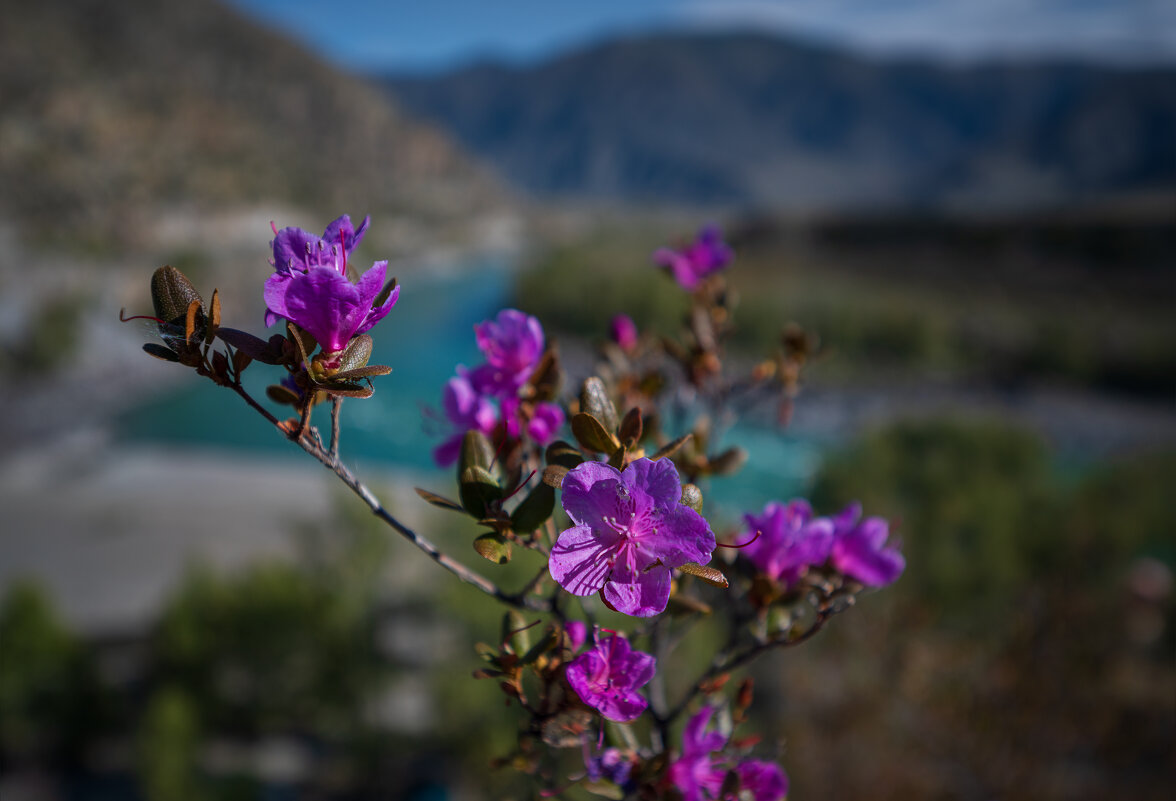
[
  {"left": 661, "top": 600, "right": 839, "bottom": 725},
  {"left": 233, "top": 383, "right": 552, "bottom": 613},
  {"left": 330, "top": 396, "right": 342, "bottom": 459},
  {"left": 295, "top": 396, "right": 313, "bottom": 440},
  {"left": 232, "top": 383, "right": 280, "bottom": 427}
]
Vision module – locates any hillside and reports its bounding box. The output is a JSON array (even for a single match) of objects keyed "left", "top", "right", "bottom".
[
  {"left": 0, "top": 0, "right": 503, "bottom": 247},
  {"left": 383, "top": 31, "right": 1176, "bottom": 211}
]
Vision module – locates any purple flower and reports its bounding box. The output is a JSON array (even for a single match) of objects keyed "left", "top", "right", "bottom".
[
  {"left": 668, "top": 707, "right": 728, "bottom": 801},
  {"left": 653, "top": 224, "right": 733, "bottom": 291},
  {"left": 830, "top": 502, "right": 905, "bottom": 587},
  {"left": 669, "top": 707, "right": 789, "bottom": 801},
  {"left": 499, "top": 397, "right": 565, "bottom": 445},
  {"left": 610, "top": 314, "right": 639, "bottom": 351},
  {"left": 270, "top": 214, "right": 369, "bottom": 277},
  {"left": 584, "top": 746, "right": 633, "bottom": 787},
  {"left": 470, "top": 309, "right": 545, "bottom": 396},
  {"left": 527, "top": 401, "right": 565, "bottom": 444},
  {"left": 565, "top": 630, "right": 655, "bottom": 722},
  {"left": 563, "top": 620, "right": 588, "bottom": 653},
  {"left": 736, "top": 760, "right": 789, "bottom": 801},
  {"left": 432, "top": 372, "right": 499, "bottom": 467},
  {"left": 549, "top": 458, "right": 716, "bottom": 617},
  {"left": 263, "top": 214, "right": 398, "bottom": 352},
  {"left": 741, "top": 500, "right": 833, "bottom": 587}
]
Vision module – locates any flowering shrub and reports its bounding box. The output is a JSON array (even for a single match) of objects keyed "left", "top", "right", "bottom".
[
  {"left": 123, "top": 217, "right": 905, "bottom": 798},
  {"left": 550, "top": 457, "right": 716, "bottom": 617},
  {"left": 433, "top": 308, "right": 565, "bottom": 466}
]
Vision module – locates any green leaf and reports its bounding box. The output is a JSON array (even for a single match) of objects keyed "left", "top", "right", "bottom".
[
  {"left": 473, "top": 532, "right": 512, "bottom": 565},
  {"left": 330, "top": 364, "right": 392, "bottom": 381},
  {"left": 338, "top": 334, "right": 373, "bottom": 372},
  {"left": 545, "top": 440, "right": 583, "bottom": 470},
  {"left": 618, "top": 407, "right": 643, "bottom": 446},
  {"left": 286, "top": 322, "right": 316, "bottom": 365},
  {"left": 583, "top": 781, "right": 625, "bottom": 800},
  {"left": 413, "top": 487, "right": 466, "bottom": 513},
  {"left": 266, "top": 383, "right": 301, "bottom": 406},
  {"left": 323, "top": 381, "right": 373, "bottom": 398},
  {"left": 460, "top": 465, "right": 503, "bottom": 517},
  {"left": 142, "top": 343, "right": 179, "bottom": 362},
  {"left": 709, "top": 447, "right": 747, "bottom": 476},
  {"left": 580, "top": 377, "right": 618, "bottom": 433},
  {"left": 518, "top": 630, "right": 556, "bottom": 666},
  {"left": 459, "top": 429, "right": 497, "bottom": 482},
  {"left": 543, "top": 464, "right": 569, "bottom": 488},
  {"left": 510, "top": 481, "right": 555, "bottom": 535},
  {"left": 572, "top": 413, "right": 620, "bottom": 454},
  {"left": 652, "top": 433, "right": 692, "bottom": 461},
  {"left": 150, "top": 265, "right": 204, "bottom": 325},
  {"left": 677, "top": 562, "right": 729, "bottom": 588},
  {"left": 216, "top": 327, "right": 282, "bottom": 364}
]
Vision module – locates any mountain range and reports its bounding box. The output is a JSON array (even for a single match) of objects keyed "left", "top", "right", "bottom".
[
  {"left": 383, "top": 31, "right": 1176, "bottom": 211},
  {"left": 0, "top": 0, "right": 500, "bottom": 246}
]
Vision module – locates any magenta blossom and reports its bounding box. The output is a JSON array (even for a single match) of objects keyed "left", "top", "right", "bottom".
[
  {"left": 263, "top": 214, "right": 398, "bottom": 352},
  {"left": 610, "top": 314, "right": 639, "bottom": 351},
  {"left": 270, "top": 214, "right": 369, "bottom": 278},
  {"left": 501, "top": 396, "right": 565, "bottom": 446},
  {"left": 653, "top": 224, "right": 733, "bottom": 291},
  {"left": 584, "top": 747, "right": 633, "bottom": 787},
  {"left": 830, "top": 502, "right": 905, "bottom": 587},
  {"left": 432, "top": 372, "right": 499, "bottom": 467},
  {"left": 549, "top": 457, "right": 716, "bottom": 617},
  {"left": 741, "top": 499, "right": 833, "bottom": 587},
  {"left": 565, "top": 629, "right": 655, "bottom": 722},
  {"left": 470, "top": 309, "right": 545, "bottom": 396},
  {"left": 669, "top": 706, "right": 788, "bottom": 801},
  {"left": 563, "top": 620, "right": 589, "bottom": 653}
]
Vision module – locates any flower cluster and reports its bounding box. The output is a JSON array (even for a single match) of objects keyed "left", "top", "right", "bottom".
[
  {"left": 741, "top": 499, "right": 833, "bottom": 587},
  {"left": 654, "top": 224, "right": 733, "bottom": 291},
  {"left": 830, "top": 502, "right": 906, "bottom": 587},
  {"left": 132, "top": 214, "right": 912, "bottom": 799},
  {"left": 433, "top": 309, "right": 565, "bottom": 466},
  {"left": 264, "top": 215, "right": 399, "bottom": 353},
  {"left": 549, "top": 457, "right": 716, "bottom": 617},
  {"left": 741, "top": 499, "right": 905, "bottom": 588},
  {"left": 565, "top": 628, "right": 655, "bottom": 722},
  {"left": 669, "top": 706, "right": 788, "bottom": 801}
]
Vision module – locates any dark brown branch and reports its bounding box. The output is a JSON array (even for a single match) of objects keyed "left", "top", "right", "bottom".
[{"left": 233, "top": 382, "right": 550, "bottom": 612}]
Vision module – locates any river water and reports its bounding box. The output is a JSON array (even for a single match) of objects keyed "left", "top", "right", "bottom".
[{"left": 114, "top": 260, "right": 830, "bottom": 522}]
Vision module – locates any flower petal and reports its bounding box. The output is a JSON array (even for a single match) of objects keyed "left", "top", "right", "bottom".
[
  {"left": 737, "top": 759, "right": 789, "bottom": 801},
  {"left": 643, "top": 504, "right": 716, "bottom": 568},
  {"left": 561, "top": 461, "right": 624, "bottom": 528},
  {"left": 622, "top": 457, "right": 682, "bottom": 506},
  {"left": 602, "top": 566, "right": 671, "bottom": 617},
  {"left": 596, "top": 689, "right": 648, "bottom": 722},
  {"left": 549, "top": 525, "right": 615, "bottom": 597},
  {"left": 281, "top": 266, "right": 364, "bottom": 352}
]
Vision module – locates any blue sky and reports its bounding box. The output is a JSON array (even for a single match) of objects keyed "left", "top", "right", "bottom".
[{"left": 227, "top": 0, "right": 1176, "bottom": 73}]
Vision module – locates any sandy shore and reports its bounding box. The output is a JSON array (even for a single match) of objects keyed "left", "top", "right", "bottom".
[{"left": 0, "top": 426, "right": 437, "bottom": 636}]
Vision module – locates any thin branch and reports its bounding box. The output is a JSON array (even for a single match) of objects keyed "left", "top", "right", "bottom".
[
  {"left": 231, "top": 381, "right": 551, "bottom": 612},
  {"left": 303, "top": 436, "right": 552, "bottom": 612},
  {"left": 661, "top": 596, "right": 843, "bottom": 725},
  {"left": 295, "top": 396, "right": 313, "bottom": 440},
  {"left": 232, "top": 383, "right": 280, "bottom": 427},
  {"left": 330, "top": 396, "right": 342, "bottom": 459}
]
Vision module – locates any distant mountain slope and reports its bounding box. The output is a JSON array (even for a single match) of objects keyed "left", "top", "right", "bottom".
[
  {"left": 383, "top": 31, "right": 1176, "bottom": 210},
  {"left": 0, "top": 0, "right": 501, "bottom": 242}
]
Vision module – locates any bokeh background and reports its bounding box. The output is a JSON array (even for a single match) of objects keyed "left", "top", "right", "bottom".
[{"left": 1, "top": 1, "right": 1173, "bottom": 799}]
